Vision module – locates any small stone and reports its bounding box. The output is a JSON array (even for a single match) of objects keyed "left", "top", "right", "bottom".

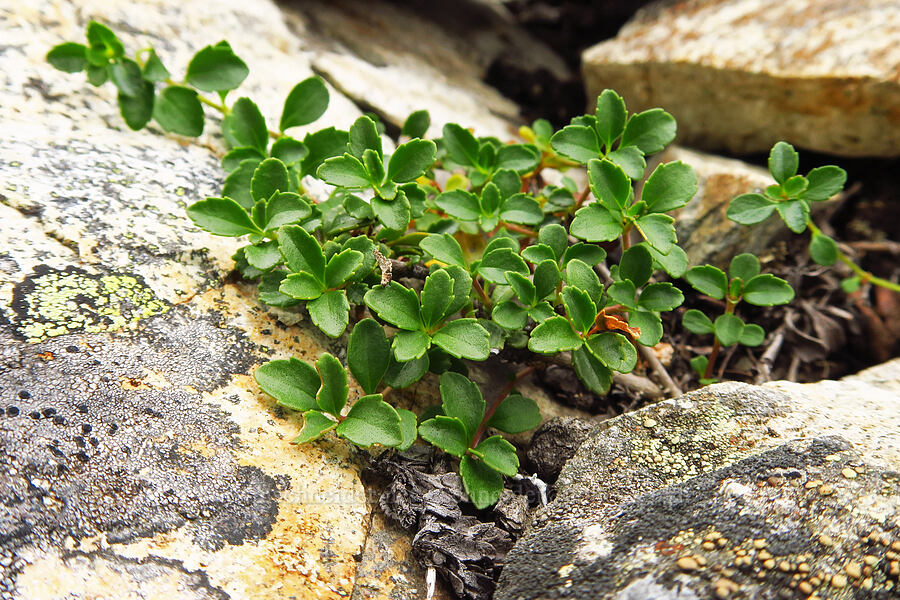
[
  {"left": 798, "top": 562, "right": 811, "bottom": 573},
  {"left": 677, "top": 556, "right": 700, "bottom": 571},
  {"left": 713, "top": 577, "right": 740, "bottom": 598},
  {"left": 798, "top": 581, "right": 813, "bottom": 594},
  {"left": 805, "top": 479, "right": 823, "bottom": 489},
  {"left": 854, "top": 465, "right": 866, "bottom": 474},
  {"left": 892, "top": 541, "right": 900, "bottom": 552},
  {"left": 763, "top": 559, "right": 776, "bottom": 569},
  {"left": 819, "top": 534, "right": 835, "bottom": 547},
  {"left": 809, "top": 576, "right": 822, "bottom": 586},
  {"left": 841, "top": 467, "right": 858, "bottom": 479},
  {"left": 831, "top": 574, "right": 848, "bottom": 588},
  {"left": 861, "top": 577, "right": 874, "bottom": 590},
  {"left": 643, "top": 418, "right": 658, "bottom": 428},
  {"left": 863, "top": 555, "right": 878, "bottom": 566},
  {"left": 753, "top": 539, "right": 767, "bottom": 549},
  {"left": 778, "top": 561, "right": 793, "bottom": 572},
  {"left": 844, "top": 562, "right": 862, "bottom": 579},
  {"left": 758, "top": 550, "right": 773, "bottom": 560},
  {"left": 889, "top": 561, "right": 899, "bottom": 576},
  {"left": 818, "top": 484, "right": 835, "bottom": 496}
]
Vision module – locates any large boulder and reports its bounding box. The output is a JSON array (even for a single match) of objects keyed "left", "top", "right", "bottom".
[
  {"left": 582, "top": 0, "right": 900, "bottom": 157},
  {"left": 497, "top": 359, "right": 900, "bottom": 599}
]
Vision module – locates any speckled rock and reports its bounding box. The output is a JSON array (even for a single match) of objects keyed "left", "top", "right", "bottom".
[
  {"left": 497, "top": 359, "right": 900, "bottom": 599},
  {"left": 583, "top": 0, "right": 900, "bottom": 157},
  {"left": 644, "top": 146, "right": 786, "bottom": 268}
]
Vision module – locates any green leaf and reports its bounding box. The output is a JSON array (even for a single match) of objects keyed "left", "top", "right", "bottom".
[
  {"left": 384, "top": 354, "right": 429, "bottom": 388},
  {"left": 563, "top": 243, "right": 607, "bottom": 267},
  {"left": 364, "top": 150, "right": 388, "bottom": 193},
  {"left": 621, "top": 108, "right": 676, "bottom": 154},
  {"left": 841, "top": 276, "right": 861, "bottom": 294},
  {"left": 585, "top": 331, "right": 637, "bottom": 373},
  {"left": 255, "top": 357, "right": 320, "bottom": 411},
  {"left": 714, "top": 313, "right": 744, "bottom": 346},
  {"left": 499, "top": 194, "right": 543, "bottom": 225},
  {"left": 222, "top": 159, "right": 257, "bottom": 209},
  {"left": 372, "top": 194, "right": 411, "bottom": 231},
  {"left": 308, "top": 290, "right": 350, "bottom": 338},
  {"left": 152, "top": 86, "right": 204, "bottom": 137},
  {"left": 533, "top": 260, "right": 560, "bottom": 299},
  {"left": 392, "top": 329, "right": 431, "bottom": 361},
  {"left": 293, "top": 411, "right": 337, "bottom": 444},
  {"left": 739, "top": 323, "right": 765, "bottom": 346},
  {"left": 315, "top": 353, "right": 348, "bottom": 416},
  {"left": 802, "top": 166, "right": 847, "bottom": 202},
  {"left": 473, "top": 436, "right": 519, "bottom": 476},
  {"left": 506, "top": 272, "right": 537, "bottom": 306},
  {"left": 635, "top": 213, "right": 677, "bottom": 254},
  {"left": 300, "top": 127, "right": 350, "bottom": 178},
  {"left": 439, "top": 371, "right": 484, "bottom": 441},
  {"left": 570, "top": 205, "right": 623, "bottom": 242},
  {"left": 264, "top": 192, "right": 311, "bottom": 230},
  {"left": 325, "top": 249, "right": 364, "bottom": 289},
  {"left": 47, "top": 42, "right": 87, "bottom": 73},
  {"left": 421, "top": 269, "right": 453, "bottom": 328},
  {"left": 529, "top": 302, "right": 556, "bottom": 323},
  {"left": 117, "top": 81, "right": 154, "bottom": 130},
  {"left": 588, "top": 159, "right": 631, "bottom": 211},
  {"left": 630, "top": 310, "right": 663, "bottom": 346},
  {"left": 230, "top": 97, "right": 268, "bottom": 152},
  {"left": 109, "top": 58, "right": 144, "bottom": 97},
  {"left": 364, "top": 281, "right": 422, "bottom": 331},
  {"left": 619, "top": 245, "right": 653, "bottom": 288},
  {"left": 278, "top": 225, "right": 326, "bottom": 279},
  {"left": 396, "top": 409, "right": 418, "bottom": 451},
  {"left": 594, "top": 89, "right": 627, "bottom": 149},
  {"left": 444, "top": 265, "right": 474, "bottom": 315},
  {"left": 460, "top": 455, "right": 504, "bottom": 509},
  {"left": 245, "top": 240, "right": 282, "bottom": 270},
  {"left": 768, "top": 141, "right": 799, "bottom": 184},
  {"left": 743, "top": 274, "right": 795, "bottom": 306},
  {"left": 141, "top": 48, "right": 170, "bottom": 82},
  {"left": 642, "top": 161, "right": 697, "bottom": 213},
  {"left": 270, "top": 137, "right": 309, "bottom": 165},
  {"left": 782, "top": 175, "right": 808, "bottom": 198},
  {"left": 86, "top": 64, "right": 108, "bottom": 86},
  {"left": 690, "top": 355, "right": 709, "bottom": 379},
  {"left": 480, "top": 183, "right": 502, "bottom": 215},
  {"left": 279, "top": 76, "right": 329, "bottom": 130},
  {"left": 387, "top": 139, "right": 437, "bottom": 183},
  {"left": 775, "top": 200, "right": 810, "bottom": 233},
  {"left": 280, "top": 271, "right": 324, "bottom": 300},
  {"left": 431, "top": 319, "right": 490, "bottom": 360},
  {"left": 549, "top": 125, "right": 600, "bottom": 163},
  {"left": 685, "top": 265, "right": 728, "bottom": 299},
  {"left": 251, "top": 158, "right": 289, "bottom": 203},
  {"left": 419, "top": 416, "right": 469, "bottom": 457},
  {"left": 402, "top": 109, "right": 430, "bottom": 138},
  {"left": 809, "top": 231, "right": 838, "bottom": 266},
  {"left": 347, "top": 319, "right": 391, "bottom": 394},
  {"left": 607, "top": 280, "right": 636, "bottom": 306},
  {"left": 442, "top": 123, "right": 480, "bottom": 167},
  {"left": 572, "top": 345, "right": 613, "bottom": 395},
  {"left": 521, "top": 244, "right": 556, "bottom": 266},
  {"left": 496, "top": 144, "right": 540, "bottom": 174},
  {"left": 337, "top": 395, "right": 403, "bottom": 447},
  {"left": 682, "top": 309, "right": 714, "bottom": 335},
  {"left": 607, "top": 146, "right": 646, "bottom": 180},
  {"left": 435, "top": 190, "right": 480, "bottom": 221},
  {"left": 727, "top": 193, "right": 777, "bottom": 225},
  {"left": 257, "top": 270, "right": 299, "bottom": 307},
  {"left": 317, "top": 153, "right": 371, "bottom": 188},
  {"left": 187, "top": 197, "right": 260, "bottom": 236},
  {"left": 729, "top": 253, "right": 760, "bottom": 282},
  {"left": 528, "top": 316, "right": 583, "bottom": 354},
  {"left": 348, "top": 115, "right": 382, "bottom": 159},
  {"left": 86, "top": 21, "right": 123, "bottom": 61},
  {"left": 536, "top": 224, "right": 566, "bottom": 261},
  {"left": 487, "top": 394, "right": 540, "bottom": 434},
  {"left": 492, "top": 301, "right": 528, "bottom": 330},
  {"left": 562, "top": 287, "right": 597, "bottom": 334},
  {"left": 186, "top": 44, "right": 248, "bottom": 92},
  {"left": 566, "top": 259, "right": 604, "bottom": 303},
  {"left": 638, "top": 282, "right": 684, "bottom": 311},
  {"left": 478, "top": 249, "right": 529, "bottom": 284}
]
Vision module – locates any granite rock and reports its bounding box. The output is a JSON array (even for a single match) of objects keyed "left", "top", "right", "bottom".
[
  {"left": 583, "top": 0, "right": 900, "bottom": 157},
  {"left": 497, "top": 359, "right": 900, "bottom": 599}
]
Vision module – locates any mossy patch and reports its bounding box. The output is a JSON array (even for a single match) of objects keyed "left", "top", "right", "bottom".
[{"left": 9, "top": 265, "right": 169, "bottom": 342}]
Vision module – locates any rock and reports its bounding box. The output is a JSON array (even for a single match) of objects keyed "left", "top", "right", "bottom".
[
  {"left": 582, "top": 0, "right": 900, "bottom": 157},
  {"left": 645, "top": 146, "right": 786, "bottom": 267},
  {"left": 284, "top": 0, "right": 571, "bottom": 138},
  {"left": 497, "top": 359, "right": 900, "bottom": 599},
  {"left": 526, "top": 417, "right": 596, "bottom": 482}
]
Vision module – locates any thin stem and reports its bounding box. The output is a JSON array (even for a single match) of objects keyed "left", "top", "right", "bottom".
[
  {"left": 637, "top": 343, "right": 681, "bottom": 397},
  {"left": 704, "top": 298, "right": 736, "bottom": 379},
  {"left": 472, "top": 366, "right": 536, "bottom": 446},
  {"left": 807, "top": 220, "right": 900, "bottom": 293},
  {"left": 621, "top": 225, "right": 633, "bottom": 252},
  {"left": 472, "top": 278, "right": 492, "bottom": 309},
  {"left": 499, "top": 222, "right": 538, "bottom": 237},
  {"left": 574, "top": 187, "right": 590, "bottom": 211}
]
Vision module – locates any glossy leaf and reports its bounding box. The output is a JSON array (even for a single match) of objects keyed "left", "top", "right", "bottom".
[
  {"left": 742, "top": 274, "right": 795, "bottom": 306},
  {"left": 308, "top": 290, "right": 350, "bottom": 338},
  {"left": 585, "top": 331, "right": 637, "bottom": 373},
  {"left": 187, "top": 197, "right": 259, "bottom": 236},
  {"left": 420, "top": 233, "right": 467, "bottom": 269},
  {"left": 186, "top": 44, "right": 248, "bottom": 92},
  {"left": 315, "top": 353, "right": 348, "bottom": 416},
  {"left": 620, "top": 108, "right": 676, "bottom": 154},
  {"left": 337, "top": 395, "right": 403, "bottom": 447},
  {"left": 365, "top": 281, "right": 422, "bottom": 331},
  {"left": 473, "top": 436, "right": 519, "bottom": 476},
  {"left": 460, "top": 455, "right": 504, "bottom": 509},
  {"left": 685, "top": 265, "right": 728, "bottom": 299},
  {"left": 153, "top": 86, "right": 204, "bottom": 137},
  {"left": 293, "top": 411, "right": 337, "bottom": 444},
  {"left": 279, "top": 225, "right": 325, "bottom": 279},
  {"left": 682, "top": 309, "right": 714, "bottom": 335},
  {"left": 642, "top": 161, "right": 697, "bottom": 213},
  {"left": 727, "top": 193, "right": 776, "bottom": 225},
  {"left": 714, "top": 313, "right": 744, "bottom": 346},
  {"left": 431, "top": 319, "right": 490, "bottom": 360},
  {"left": 280, "top": 77, "right": 329, "bottom": 130},
  {"left": 255, "top": 357, "right": 320, "bottom": 411},
  {"left": 528, "top": 316, "right": 582, "bottom": 354},
  {"left": 419, "top": 416, "right": 469, "bottom": 457},
  {"left": 768, "top": 141, "right": 799, "bottom": 184}
]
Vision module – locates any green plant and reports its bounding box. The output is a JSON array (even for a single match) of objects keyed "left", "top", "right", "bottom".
[
  {"left": 681, "top": 254, "right": 794, "bottom": 382},
  {"left": 49, "top": 23, "right": 842, "bottom": 509},
  {"left": 727, "top": 141, "right": 900, "bottom": 294}
]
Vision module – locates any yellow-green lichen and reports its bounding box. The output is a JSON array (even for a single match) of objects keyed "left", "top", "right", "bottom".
[{"left": 11, "top": 266, "right": 169, "bottom": 342}]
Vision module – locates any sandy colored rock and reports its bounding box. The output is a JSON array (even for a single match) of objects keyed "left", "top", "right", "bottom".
[
  {"left": 583, "top": 0, "right": 900, "bottom": 157},
  {"left": 497, "top": 360, "right": 900, "bottom": 599}
]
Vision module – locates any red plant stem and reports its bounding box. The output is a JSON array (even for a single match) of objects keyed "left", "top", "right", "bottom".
[
  {"left": 471, "top": 366, "right": 536, "bottom": 446},
  {"left": 704, "top": 298, "right": 736, "bottom": 379},
  {"left": 574, "top": 187, "right": 591, "bottom": 211},
  {"left": 472, "top": 278, "right": 492, "bottom": 308},
  {"left": 500, "top": 222, "right": 538, "bottom": 237}
]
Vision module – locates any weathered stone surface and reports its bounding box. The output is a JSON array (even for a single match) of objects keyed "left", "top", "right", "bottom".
[
  {"left": 646, "top": 146, "right": 785, "bottom": 268},
  {"left": 497, "top": 359, "right": 900, "bottom": 599},
  {"left": 284, "top": 0, "right": 570, "bottom": 138},
  {"left": 583, "top": 0, "right": 900, "bottom": 157}
]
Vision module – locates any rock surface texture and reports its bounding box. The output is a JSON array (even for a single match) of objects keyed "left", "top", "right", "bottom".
[
  {"left": 0, "top": 0, "right": 559, "bottom": 598},
  {"left": 497, "top": 359, "right": 900, "bottom": 599},
  {"left": 583, "top": 0, "right": 900, "bottom": 157}
]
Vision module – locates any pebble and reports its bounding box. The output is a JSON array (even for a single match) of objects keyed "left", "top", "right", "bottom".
[
  {"left": 643, "top": 418, "right": 658, "bottom": 428},
  {"left": 818, "top": 484, "right": 835, "bottom": 496},
  {"left": 863, "top": 555, "right": 878, "bottom": 566},
  {"left": 798, "top": 581, "right": 813, "bottom": 594},
  {"left": 819, "top": 534, "right": 834, "bottom": 547},
  {"left": 844, "top": 562, "right": 862, "bottom": 579},
  {"left": 831, "top": 574, "right": 848, "bottom": 588},
  {"left": 713, "top": 577, "right": 740, "bottom": 598},
  {"left": 841, "top": 467, "right": 858, "bottom": 479},
  {"left": 677, "top": 556, "right": 700, "bottom": 571}
]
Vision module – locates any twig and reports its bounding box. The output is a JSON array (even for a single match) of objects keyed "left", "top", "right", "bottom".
[
  {"left": 754, "top": 327, "right": 785, "bottom": 384},
  {"left": 847, "top": 240, "right": 900, "bottom": 254},
  {"left": 637, "top": 344, "right": 681, "bottom": 397}
]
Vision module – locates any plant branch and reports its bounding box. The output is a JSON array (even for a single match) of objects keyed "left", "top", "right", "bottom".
[
  {"left": 472, "top": 366, "right": 536, "bottom": 446},
  {"left": 807, "top": 220, "right": 900, "bottom": 293},
  {"left": 637, "top": 343, "right": 681, "bottom": 397}
]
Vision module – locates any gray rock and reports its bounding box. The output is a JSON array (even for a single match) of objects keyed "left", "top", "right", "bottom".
[
  {"left": 583, "top": 0, "right": 900, "bottom": 157},
  {"left": 497, "top": 360, "right": 900, "bottom": 599},
  {"left": 526, "top": 417, "right": 596, "bottom": 482}
]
